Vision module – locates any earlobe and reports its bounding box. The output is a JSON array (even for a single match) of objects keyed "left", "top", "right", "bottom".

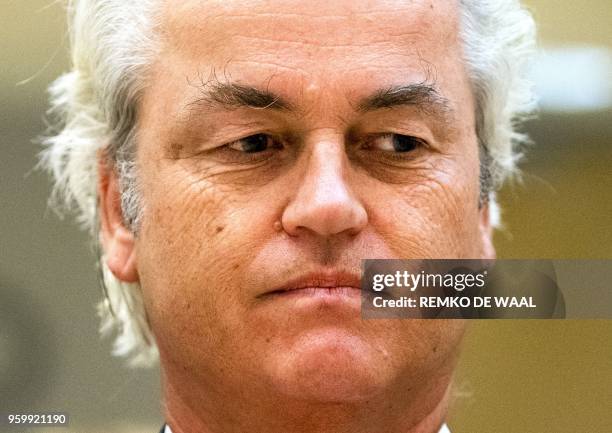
[
  {"left": 98, "top": 155, "right": 139, "bottom": 283},
  {"left": 479, "top": 204, "right": 496, "bottom": 260},
  {"left": 104, "top": 225, "right": 139, "bottom": 282}
]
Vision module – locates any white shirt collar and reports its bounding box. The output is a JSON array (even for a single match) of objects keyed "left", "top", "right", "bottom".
[{"left": 165, "top": 423, "right": 450, "bottom": 432}]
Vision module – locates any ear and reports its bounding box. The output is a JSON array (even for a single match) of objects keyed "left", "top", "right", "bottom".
[
  {"left": 98, "top": 154, "right": 139, "bottom": 282},
  {"left": 478, "top": 203, "right": 496, "bottom": 260}
]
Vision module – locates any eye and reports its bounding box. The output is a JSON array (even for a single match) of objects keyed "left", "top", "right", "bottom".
[
  {"left": 227, "top": 133, "right": 277, "bottom": 153},
  {"left": 369, "top": 134, "right": 423, "bottom": 152}
]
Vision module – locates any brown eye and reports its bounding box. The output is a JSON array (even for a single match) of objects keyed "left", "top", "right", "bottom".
[
  {"left": 371, "top": 134, "right": 423, "bottom": 152},
  {"left": 228, "top": 134, "right": 275, "bottom": 153}
]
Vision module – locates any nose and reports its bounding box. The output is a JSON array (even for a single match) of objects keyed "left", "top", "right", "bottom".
[{"left": 281, "top": 139, "right": 368, "bottom": 237}]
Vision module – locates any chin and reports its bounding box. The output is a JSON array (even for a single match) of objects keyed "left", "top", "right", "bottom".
[{"left": 265, "top": 328, "right": 392, "bottom": 403}]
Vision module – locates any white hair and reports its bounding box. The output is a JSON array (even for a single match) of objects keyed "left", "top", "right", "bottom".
[{"left": 40, "top": 0, "right": 537, "bottom": 367}]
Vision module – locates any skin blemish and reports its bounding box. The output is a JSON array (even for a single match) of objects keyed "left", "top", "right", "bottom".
[
  {"left": 169, "top": 141, "right": 183, "bottom": 159},
  {"left": 216, "top": 225, "right": 225, "bottom": 233}
]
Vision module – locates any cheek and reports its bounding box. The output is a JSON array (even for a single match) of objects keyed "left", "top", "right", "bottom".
[
  {"left": 134, "top": 164, "right": 278, "bottom": 355},
  {"left": 367, "top": 157, "right": 481, "bottom": 258}
]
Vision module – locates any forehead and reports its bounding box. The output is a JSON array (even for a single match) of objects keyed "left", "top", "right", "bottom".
[{"left": 160, "top": 0, "right": 463, "bottom": 91}]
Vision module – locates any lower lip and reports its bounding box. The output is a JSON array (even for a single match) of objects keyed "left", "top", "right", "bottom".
[
  {"left": 273, "top": 286, "right": 361, "bottom": 297},
  {"left": 260, "top": 287, "right": 363, "bottom": 312}
]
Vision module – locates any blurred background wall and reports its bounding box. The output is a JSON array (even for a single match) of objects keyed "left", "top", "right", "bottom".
[{"left": 1, "top": 1, "right": 610, "bottom": 432}]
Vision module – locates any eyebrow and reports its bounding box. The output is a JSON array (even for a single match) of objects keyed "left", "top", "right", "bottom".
[
  {"left": 189, "top": 80, "right": 292, "bottom": 111},
  {"left": 357, "top": 83, "right": 454, "bottom": 120}
]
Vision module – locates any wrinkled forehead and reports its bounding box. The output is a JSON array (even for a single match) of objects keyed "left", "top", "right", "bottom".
[
  {"left": 156, "top": 0, "right": 467, "bottom": 112},
  {"left": 161, "top": 0, "right": 461, "bottom": 65}
]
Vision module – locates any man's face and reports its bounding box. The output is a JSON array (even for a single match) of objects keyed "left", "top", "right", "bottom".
[{"left": 108, "top": 0, "right": 493, "bottom": 406}]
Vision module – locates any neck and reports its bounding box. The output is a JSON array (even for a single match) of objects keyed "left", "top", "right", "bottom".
[{"left": 162, "top": 368, "right": 453, "bottom": 433}]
